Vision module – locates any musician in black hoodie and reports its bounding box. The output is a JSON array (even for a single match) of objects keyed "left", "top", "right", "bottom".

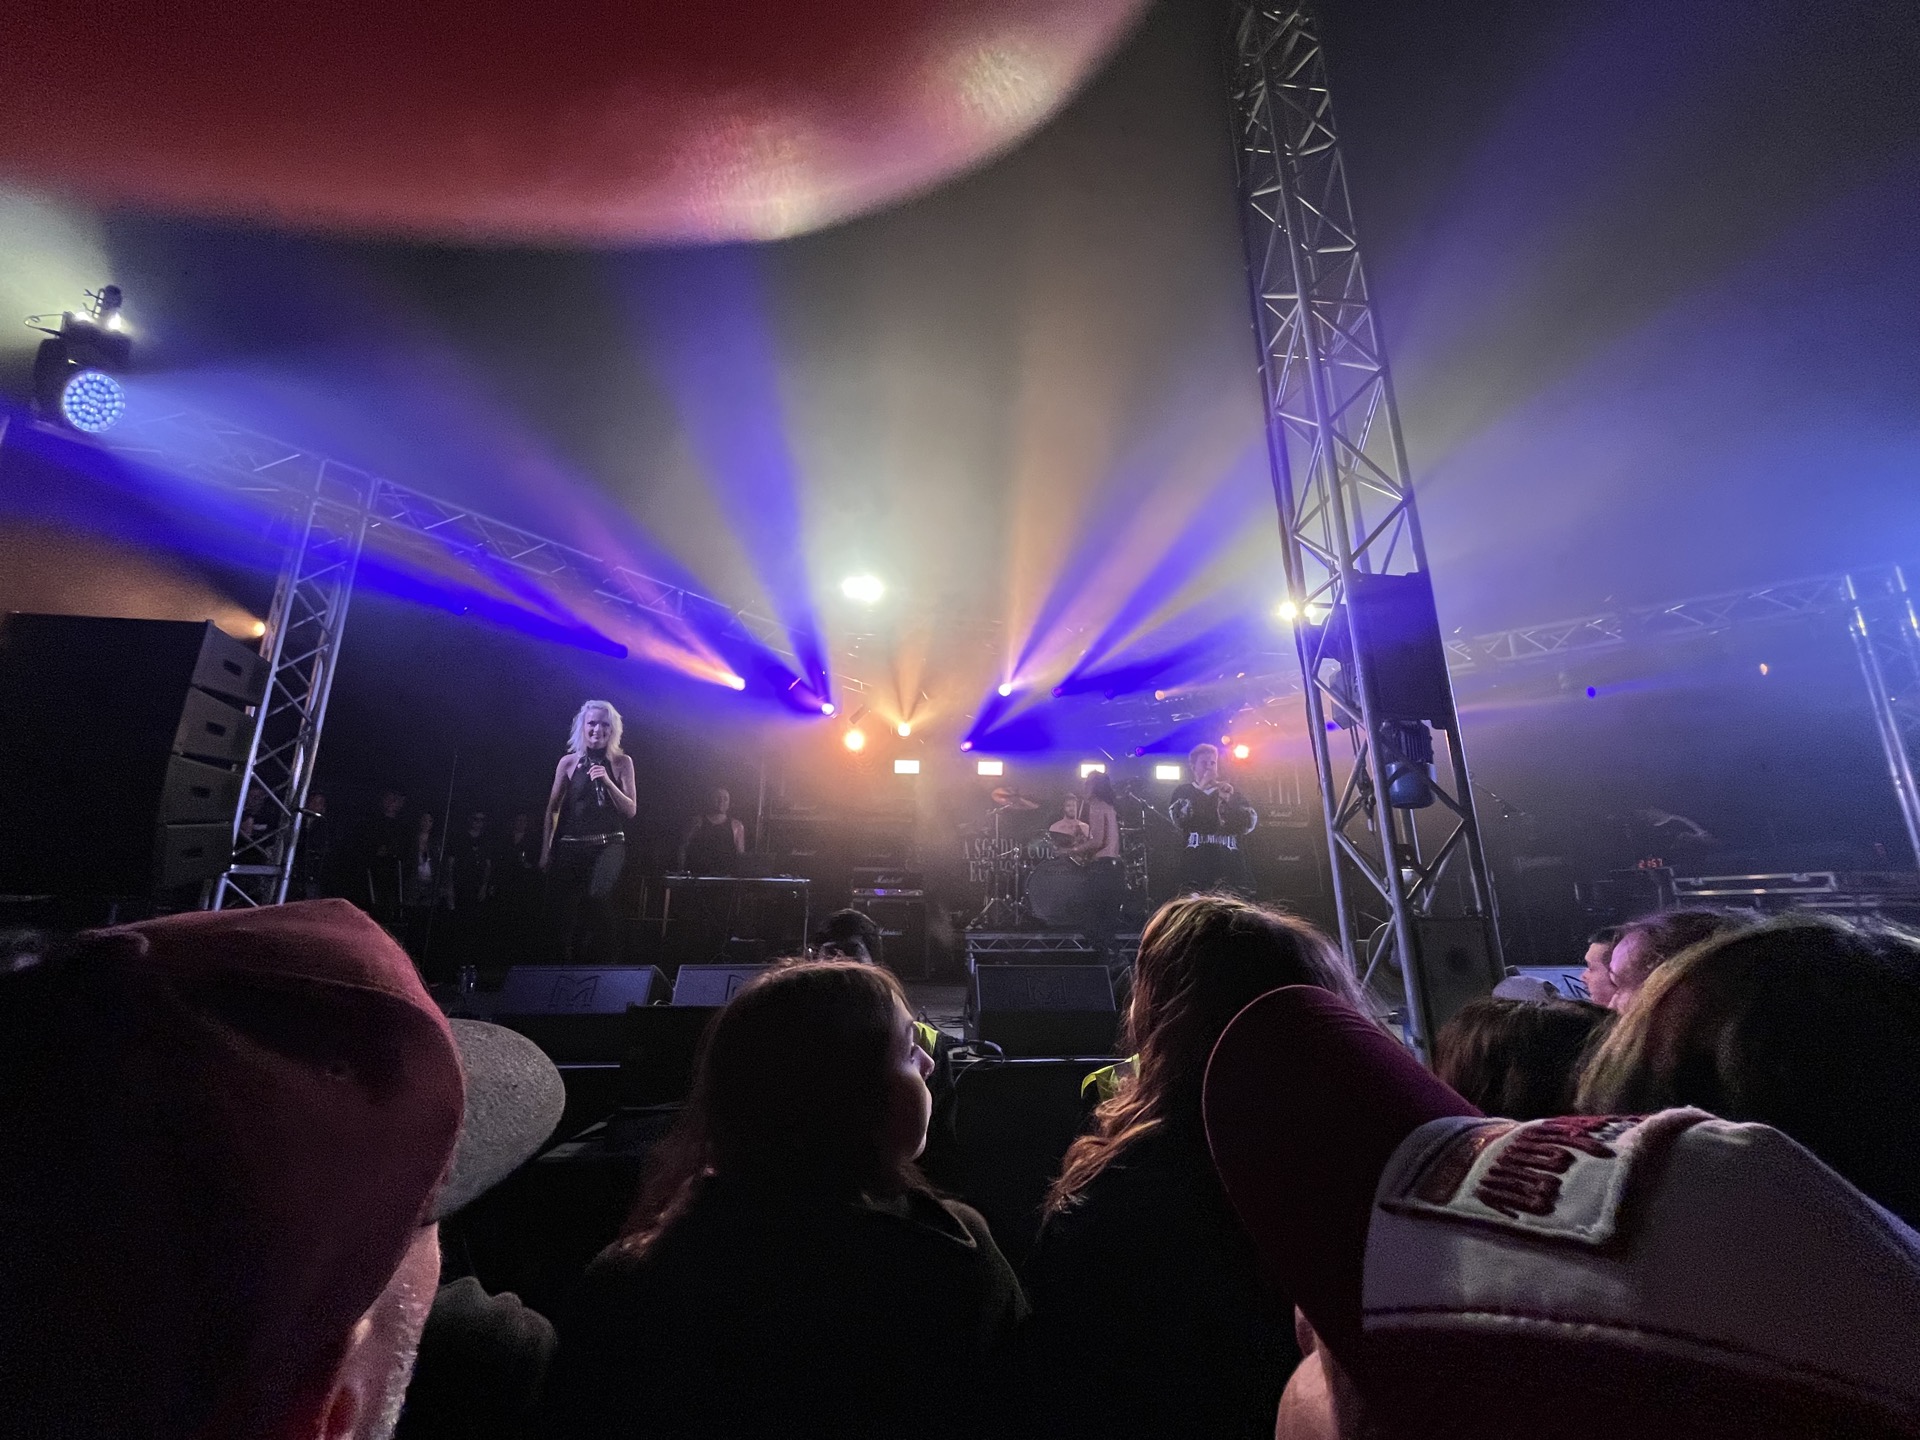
[
  {"left": 1167, "top": 743, "right": 1258, "bottom": 896},
  {"left": 543, "top": 961, "right": 1026, "bottom": 1440}
]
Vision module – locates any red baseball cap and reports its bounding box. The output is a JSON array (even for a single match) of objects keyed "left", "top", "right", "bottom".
[
  {"left": 0, "top": 899, "right": 564, "bottom": 1440},
  {"left": 1204, "top": 986, "right": 1920, "bottom": 1440}
]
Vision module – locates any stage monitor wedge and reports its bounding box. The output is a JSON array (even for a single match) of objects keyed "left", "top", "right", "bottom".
[
  {"left": 972, "top": 963, "right": 1117, "bottom": 1058},
  {"left": 672, "top": 963, "right": 770, "bottom": 1006},
  {"left": 493, "top": 964, "right": 670, "bottom": 1065}
]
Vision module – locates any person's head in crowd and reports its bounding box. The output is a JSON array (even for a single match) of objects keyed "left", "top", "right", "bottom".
[
  {"left": 1058, "top": 793, "right": 1081, "bottom": 823},
  {"left": 1578, "top": 913, "right": 1920, "bottom": 1227},
  {"left": 1581, "top": 925, "right": 1620, "bottom": 1006},
  {"left": 0, "top": 900, "right": 562, "bottom": 1440},
  {"left": 510, "top": 812, "right": 530, "bottom": 841},
  {"left": 567, "top": 699, "right": 624, "bottom": 758},
  {"left": 1433, "top": 995, "right": 1613, "bottom": 1120},
  {"left": 1204, "top": 986, "right": 1920, "bottom": 1440},
  {"left": 627, "top": 960, "right": 934, "bottom": 1244},
  {"left": 706, "top": 786, "right": 731, "bottom": 818},
  {"left": 1048, "top": 894, "right": 1369, "bottom": 1212},
  {"left": 814, "top": 907, "right": 885, "bottom": 967},
  {"left": 465, "top": 811, "right": 487, "bottom": 838},
  {"left": 380, "top": 788, "right": 407, "bottom": 819},
  {"left": 1085, "top": 769, "right": 1117, "bottom": 808},
  {"left": 1606, "top": 907, "right": 1750, "bottom": 1012},
  {"left": 415, "top": 810, "right": 435, "bottom": 848}
]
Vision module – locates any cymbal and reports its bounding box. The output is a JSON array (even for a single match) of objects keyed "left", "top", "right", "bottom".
[{"left": 990, "top": 787, "right": 1040, "bottom": 810}]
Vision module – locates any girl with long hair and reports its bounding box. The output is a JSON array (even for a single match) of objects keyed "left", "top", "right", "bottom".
[
  {"left": 1021, "top": 894, "right": 1373, "bottom": 1440},
  {"left": 544, "top": 961, "right": 1025, "bottom": 1439},
  {"left": 539, "top": 700, "right": 636, "bottom": 964},
  {"left": 1576, "top": 913, "right": 1920, "bottom": 1227}
]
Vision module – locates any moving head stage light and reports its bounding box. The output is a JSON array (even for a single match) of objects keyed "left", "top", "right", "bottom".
[{"left": 30, "top": 285, "right": 131, "bottom": 433}]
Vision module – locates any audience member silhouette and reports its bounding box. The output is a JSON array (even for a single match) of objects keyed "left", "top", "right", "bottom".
[
  {"left": 1434, "top": 995, "right": 1613, "bottom": 1120},
  {"left": 543, "top": 960, "right": 1025, "bottom": 1439},
  {"left": 1020, "top": 894, "right": 1374, "bottom": 1440},
  {"left": 1604, "top": 907, "right": 1751, "bottom": 1012},
  {"left": 1578, "top": 913, "right": 1920, "bottom": 1227},
  {"left": 0, "top": 901, "right": 560, "bottom": 1440}
]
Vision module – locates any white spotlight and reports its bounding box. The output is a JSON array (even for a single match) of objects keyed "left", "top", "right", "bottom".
[
  {"left": 896, "top": 722, "right": 912, "bottom": 738},
  {"left": 976, "top": 759, "right": 1004, "bottom": 777},
  {"left": 1153, "top": 763, "right": 1182, "bottom": 781},
  {"left": 996, "top": 682, "right": 1014, "bottom": 698},
  {"left": 1079, "top": 762, "right": 1107, "bottom": 779},
  {"left": 1276, "top": 600, "right": 1300, "bottom": 622},
  {"left": 840, "top": 574, "right": 885, "bottom": 603},
  {"left": 820, "top": 701, "right": 836, "bottom": 716},
  {"left": 894, "top": 758, "right": 921, "bottom": 775}
]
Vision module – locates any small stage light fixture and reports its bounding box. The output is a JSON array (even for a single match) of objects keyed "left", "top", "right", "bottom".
[
  {"left": 249, "top": 619, "right": 268, "bottom": 639},
  {"left": 31, "top": 286, "right": 133, "bottom": 434},
  {"left": 896, "top": 721, "right": 912, "bottom": 737},
  {"left": 1232, "top": 743, "right": 1251, "bottom": 761},
  {"left": 976, "top": 759, "right": 1004, "bottom": 777},
  {"left": 1079, "top": 762, "right": 1106, "bottom": 778},
  {"left": 996, "top": 682, "right": 1014, "bottom": 697},
  {"left": 840, "top": 574, "right": 885, "bottom": 603},
  {"left": 843, "top": 728, "right": 866, "bottom": 752},
  {"left": 894, "top": 759, "right": 920, "bottom": 775},
  {"left": 724, "top": 673, "right": 746, "bottom": 690},
  {"left": 959, "top": 740, "right": 974, "bottom": 752},
  {"left": 1275, "top": 600, "right": 1299, "bottom": 621},
  {"left": 820, "top": 701, "right": 837, "bottom": 716},
  {"left": 1153, "top": 763, "right": 1182, "bottom": 781}
]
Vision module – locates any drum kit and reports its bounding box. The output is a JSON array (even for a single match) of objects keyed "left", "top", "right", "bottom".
[{"left": 962, "top": 787, "right": 1093, "bottom": 929}]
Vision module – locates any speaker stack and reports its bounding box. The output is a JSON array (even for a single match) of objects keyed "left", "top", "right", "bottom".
[{"left": 0, "top": 614, "right": 268, "bottom": 899}]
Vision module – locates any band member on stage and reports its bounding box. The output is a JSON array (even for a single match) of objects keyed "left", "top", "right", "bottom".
[
  {"left": 1075, "top": 771, "right": 1129, "bottom": 974},
  {"left": 679, "top": 787, "right": 746, "bottom": 875},
  {"left": 541, "top": 700, "right": 638, "bottom": 964},
  {"left": 1167, "top": 742, "right": 1257, "bottom": 896},
  {"left": 1047, "top": 794, "right": 1092, "bottom": 855}
]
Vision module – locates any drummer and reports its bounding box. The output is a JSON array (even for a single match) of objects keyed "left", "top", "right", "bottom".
[{"left": 1046, "top": 794, "right": 1092, "bottom": 856}]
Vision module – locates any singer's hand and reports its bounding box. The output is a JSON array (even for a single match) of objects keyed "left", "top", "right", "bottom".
[
  {"left": 588, "top": 763, "right": 610, "bottom": 783},
  {"left": 1218, "top": 782, "right": 1235, "bottom": 801}
]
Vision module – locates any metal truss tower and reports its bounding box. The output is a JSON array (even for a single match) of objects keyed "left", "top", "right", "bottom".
[
  {"left": 1228, "top": 0, "right": 1502, "bottom": 1053},
  {"left": 98, "top": 408, "right": 865, "bottom": 909},
  {"left": 1846, "top": 568, "right": 1920, "bottom": 868}
]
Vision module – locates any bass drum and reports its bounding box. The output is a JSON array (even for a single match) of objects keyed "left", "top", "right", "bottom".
[{"left": 1026, "top": 857, "right": 1092, "bottom": 929}]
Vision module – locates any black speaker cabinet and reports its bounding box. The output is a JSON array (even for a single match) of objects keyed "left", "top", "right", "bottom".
[
  {"left": 1408, "top": 916, "right": 1505, "bottom": 1044},
  {"left": 971, "top": 964, "right": 1118, "bottom": 1058},
  {"left": 493, "top": 964, "right": 670, "bottom": 1064},
  {"left": 0, "top": 615, "right": 267, "bottom": 896}
]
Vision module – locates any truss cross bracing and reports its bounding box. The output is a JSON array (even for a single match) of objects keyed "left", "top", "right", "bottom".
[
  {"left": 1229, "top": 0, "right": 1503, "bottom": 1054},
  {"left": 1845, "top": 568, "right": 1920, "bottom": 869},
  {"left": 97, "top": 408, "right": 865, "bottom": 908}
]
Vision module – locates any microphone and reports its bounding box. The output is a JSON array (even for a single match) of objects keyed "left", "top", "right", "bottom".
[{"left": 586, "top": 748, "right": 609, "bottom": 807}]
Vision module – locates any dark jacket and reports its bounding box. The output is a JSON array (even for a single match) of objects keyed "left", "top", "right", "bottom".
[
  {"left": 1019, "top": 1120, "right": 1298, "bottom": 1440},
  {"left": 543, "top": 1180, "right": 1026, "bottom": 1440},
  {"left": 1168, "top": 784, "right": 1258, "bottom": 841}
]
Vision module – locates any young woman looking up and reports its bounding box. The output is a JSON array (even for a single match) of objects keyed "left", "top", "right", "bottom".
[{"left": 543, "top": 961, "right": 1025, "bottom": 1440}]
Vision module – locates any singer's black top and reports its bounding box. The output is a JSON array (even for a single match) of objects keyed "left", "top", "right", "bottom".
[{"left": 558, "top": 752, "right": 624, "bottom": 839}]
